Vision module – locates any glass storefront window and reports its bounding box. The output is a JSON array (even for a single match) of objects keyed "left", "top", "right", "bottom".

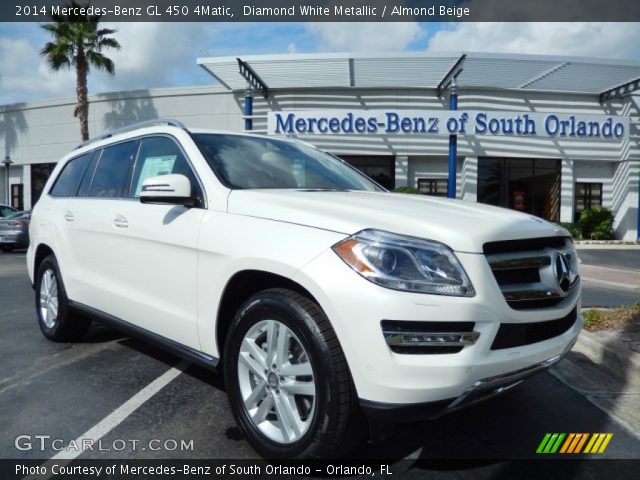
[
  {"left": 31, "top": 163, "right": 57, "bottom": 206},
  {"left": 338, "top": 155, "right": 395, "bottom": 190},
  {"left": 478, "top": 157, "right": 560, "bottom": 221}
]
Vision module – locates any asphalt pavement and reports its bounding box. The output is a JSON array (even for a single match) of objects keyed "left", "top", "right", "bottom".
[
  {"left": 578, "top": 249, "right": 640, "bottom": 307},
  {"left": 1, "top": 252, "right": 639, "bottom": 478},
  {"left": 582, "top": 280, "right": 639, "bottom": 307},
  {"left": 578, "top": 249, "right": 640, "bottom": 272}
]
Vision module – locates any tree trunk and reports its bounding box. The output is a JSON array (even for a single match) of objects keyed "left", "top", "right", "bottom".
[{"left": 75, "top": 49, "right": 89, "bottom": 141}]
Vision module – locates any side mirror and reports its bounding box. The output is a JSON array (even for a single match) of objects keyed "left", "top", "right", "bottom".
[{"left": 139, "top": 174, "right": 194, "bottom": 207}]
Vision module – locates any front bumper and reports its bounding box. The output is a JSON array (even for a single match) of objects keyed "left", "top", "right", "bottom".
[
  {"left": 294, "top": 249, "right": 582, "bottom": 407},
  {"left": 361, "top": 340, "right": 575, "bottom": 422}
]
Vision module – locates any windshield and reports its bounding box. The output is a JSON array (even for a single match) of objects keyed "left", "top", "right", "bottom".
[{"left": 192, "top": 133, "right": 382, "bottom": 191}]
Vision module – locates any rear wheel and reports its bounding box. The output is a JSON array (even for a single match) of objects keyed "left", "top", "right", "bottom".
[
  {"left": 35, "top": 255, "right": 91, "bottom": 341},
  {"left": 224, "top": 288, "right": 365, "bottom": 459}
]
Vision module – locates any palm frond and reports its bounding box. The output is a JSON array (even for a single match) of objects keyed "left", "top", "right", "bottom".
[
  {"left": 86, "top": 51, "right": 115, "bottom": 75},
  {"left": 96, "top": 37, "right": 121, "bottom": 51}
]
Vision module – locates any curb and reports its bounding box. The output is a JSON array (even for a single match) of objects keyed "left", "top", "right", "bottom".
[{"left": 572, "top": 329, "right": 640, "bottom": 383}]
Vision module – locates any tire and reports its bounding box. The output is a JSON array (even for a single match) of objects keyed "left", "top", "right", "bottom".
[
  {"left": 35, "top": 254, "right": 91, "bottom": 342},
  {"left": 224, "top": 288, "right": 365, "bottom": 459}
]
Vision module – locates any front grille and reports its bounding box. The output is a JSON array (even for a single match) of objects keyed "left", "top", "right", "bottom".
[
  {"left": 492, "top": 267, "right": 540, "bottom": 285},
  {"left": 483, "top": 236, "right": 579, "bottom": 310},
  {"left": 483, "top": 236, "right": 567, "bottom": 255},
  {"left": 491, "top": 308, "right": 577, "bottom": 350}
]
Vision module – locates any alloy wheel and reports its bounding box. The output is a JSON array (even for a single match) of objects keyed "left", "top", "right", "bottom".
[
  {"left": 237, "top": 319, "right": 316, "bottom": 444},
  {"left": 39, "top": 269, "right": 59, "bottom": 328}
]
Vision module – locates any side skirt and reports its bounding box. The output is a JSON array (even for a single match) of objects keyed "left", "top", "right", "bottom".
[{"left": 69, "top": 301, "right": 219, "bottom": 371}]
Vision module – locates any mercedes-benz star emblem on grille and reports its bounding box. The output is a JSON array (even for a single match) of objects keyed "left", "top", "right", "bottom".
[{"left": 554, "top": 252, "right": 571, "bottom": 293}]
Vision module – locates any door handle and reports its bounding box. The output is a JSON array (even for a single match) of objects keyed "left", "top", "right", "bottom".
[
  {"left": 113, "top": 215, "right": 128, "bottom": 228},
  {"left": 64, "top": 211, "right": 74, "bottom": 222}
]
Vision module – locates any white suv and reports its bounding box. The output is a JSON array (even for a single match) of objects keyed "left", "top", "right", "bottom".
[{"left": 28, "top": 119, "right": 582, "bottom": 458}]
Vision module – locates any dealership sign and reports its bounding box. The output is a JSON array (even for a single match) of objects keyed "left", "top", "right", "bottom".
[{"left": 267, "top": 110, "right": 629, "bottom": 140}]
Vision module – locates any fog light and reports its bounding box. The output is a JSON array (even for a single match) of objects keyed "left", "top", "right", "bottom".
[
  {"left": 381, "top": 320, "right": 480, "bottom": 354},
  {"left": 384, "top": 332, "right": 480, "bottom": 347}
]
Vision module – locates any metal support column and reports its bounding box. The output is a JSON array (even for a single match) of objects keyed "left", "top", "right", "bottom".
[
  {"left": 244, "top": 84, "right": 253, "bottom": 132},
  {"left": 447, "top": 78, "right": 458, "bottom": 199}
]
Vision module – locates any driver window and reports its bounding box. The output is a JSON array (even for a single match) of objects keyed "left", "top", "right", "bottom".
[{"left": 130, "top": 136, "right": 202, "bottom": 205}]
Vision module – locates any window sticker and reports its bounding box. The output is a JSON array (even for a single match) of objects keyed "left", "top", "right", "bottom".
[{"left": 134, "top": 155, "right": 177, "bottom": 196}]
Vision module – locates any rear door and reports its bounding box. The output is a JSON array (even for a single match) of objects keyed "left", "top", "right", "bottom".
[
  {"left": 44, "top": 151, "right": 95, "bottom": 298},
  {"left": 66, "top": 140, "right": 138, "bottom": 308}
]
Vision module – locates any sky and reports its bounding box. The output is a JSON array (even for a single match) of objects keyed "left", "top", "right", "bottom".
[{"left": 0, "top": 22, "right": 639, "bottom": 105}]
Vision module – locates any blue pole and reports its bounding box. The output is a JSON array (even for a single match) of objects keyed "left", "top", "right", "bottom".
[
  {"left": 447, "top": 78, "right": 458, "bottom": 199},
  {"left": 244, "top": 85, "right": 253, "bottom": 132}
]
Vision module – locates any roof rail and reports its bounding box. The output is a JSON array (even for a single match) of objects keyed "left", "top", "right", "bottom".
[{"left": 76, "top": 118, "right": 188, "bottom": 149}]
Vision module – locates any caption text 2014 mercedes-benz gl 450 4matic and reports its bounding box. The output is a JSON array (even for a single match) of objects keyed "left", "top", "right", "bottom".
[{"left": 28, "top": 119, "right": 581, "bottom": 459}]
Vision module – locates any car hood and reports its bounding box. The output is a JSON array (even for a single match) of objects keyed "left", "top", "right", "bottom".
[{"left": 227, "top": 189, "right": 568, "bottom": 253}]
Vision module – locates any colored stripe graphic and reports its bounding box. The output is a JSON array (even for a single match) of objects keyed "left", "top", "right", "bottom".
[
  {"left": 537, "top": 433, "right": 613, "bottom": 454},
  {"left": 536, "top": 433, "right": 552, "bottom": 453},
  {"left": 559, "top": 433, "right": 575, "bottom": 453},
  {"left": 598, "top": 433, "right": 613, "bottom": 453},
  {"left": 574, "top": 433, "right": 589, "bottom": 453}
]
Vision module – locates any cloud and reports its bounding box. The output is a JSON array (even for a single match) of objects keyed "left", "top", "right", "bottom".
[
  {"left": 427, "top": 23, "right": 640, "bottom": 59},
  {"left": 2, "top": 21, "right": 639, "bottom": 106},
  {"left": 0, "top": 22, "right": 216, "bottom": 104},
  {"left": 89, "top": 22, "right": 213, "bottom": 93},
  {"left": 307, "top": 22, "right": 424, "bottom": 52},
  {"left": 0, "top": 36, "right": 76, "bottom": 104}
]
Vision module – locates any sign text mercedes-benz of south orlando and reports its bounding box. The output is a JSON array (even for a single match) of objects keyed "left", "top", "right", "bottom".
[{"left": 267, "top": 110, "right": 628, "bottom": 140}]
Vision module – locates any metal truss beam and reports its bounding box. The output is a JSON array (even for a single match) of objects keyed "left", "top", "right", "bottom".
[
  {"left": 237, "top": 58, "right": 269, "bottom": 99},
  {"left": 437, "top": 54, "right": 466, "bottom": 97},
  {"left": 600, "top": 77, "right": 640, "bottom": 102}
]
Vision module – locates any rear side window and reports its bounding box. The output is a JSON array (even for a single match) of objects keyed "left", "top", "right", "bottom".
[
  {"left": 76, "top": 153, "right": 99, "bottom": 197},
  {"left": 49, "top": 153, "right": 93, "bottom": 197},
  {"left": 89, "top": 141, "right": 137, "bottom": 198}
]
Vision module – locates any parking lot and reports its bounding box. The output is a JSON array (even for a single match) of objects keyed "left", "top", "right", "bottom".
[{"left": 1, "top": 251, "right": 639, "bottom": 477}]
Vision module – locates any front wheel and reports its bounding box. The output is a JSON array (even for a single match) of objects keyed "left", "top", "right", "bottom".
[{"left": 224, "top": 288, "right": 365, "bottom": 459}]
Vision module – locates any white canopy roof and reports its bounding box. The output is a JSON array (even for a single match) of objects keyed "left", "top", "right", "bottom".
[{"left": 197, "top": 51, "right": 640, "bottom": 98}]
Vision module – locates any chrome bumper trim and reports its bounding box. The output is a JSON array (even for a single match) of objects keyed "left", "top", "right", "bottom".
[{"left": 432, "top": 338, "right": 576, "bottom": 418}]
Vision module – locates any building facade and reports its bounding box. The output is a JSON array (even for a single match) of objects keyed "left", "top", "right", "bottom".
[{"left": 1, "top": 52, "right": 638, "bottom": 239}]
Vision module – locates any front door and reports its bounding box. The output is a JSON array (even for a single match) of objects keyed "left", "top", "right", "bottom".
[{"left": 100, "top": 135, "right": 205, "bottom": 349}]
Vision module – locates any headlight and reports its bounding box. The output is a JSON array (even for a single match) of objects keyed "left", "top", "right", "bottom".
[{"left": 332, "top": 229, "right": 474, "bottom": 297}]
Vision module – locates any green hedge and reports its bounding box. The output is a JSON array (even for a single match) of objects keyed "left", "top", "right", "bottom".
[
  {"left": 578, "top": 206, "right": 614, "bottom": 240},
  {"left": 557, "top": 222, "right": 582, "bottom": 239}
]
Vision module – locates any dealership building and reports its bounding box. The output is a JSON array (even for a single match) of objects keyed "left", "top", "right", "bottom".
[{"left": 1, "top": 52, "right": 639, "bottom": 239}]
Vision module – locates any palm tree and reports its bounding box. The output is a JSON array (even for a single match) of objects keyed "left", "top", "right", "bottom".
[{"left": 41, "top": 2, "right": 120, "bottom": 141}]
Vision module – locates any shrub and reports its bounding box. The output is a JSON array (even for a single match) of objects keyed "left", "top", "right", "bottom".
[
  {"left": 393, "top": 187, "right": 421, "bottom": 194},
  {"left": 582, "top": 309, "right": 604, "bottom": 330},
  {"left": 578, "top": 206, "right": 614, "bottom": 240},
  {"left": 557, "top": 222, "right": 581, "bottom": 239}
]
